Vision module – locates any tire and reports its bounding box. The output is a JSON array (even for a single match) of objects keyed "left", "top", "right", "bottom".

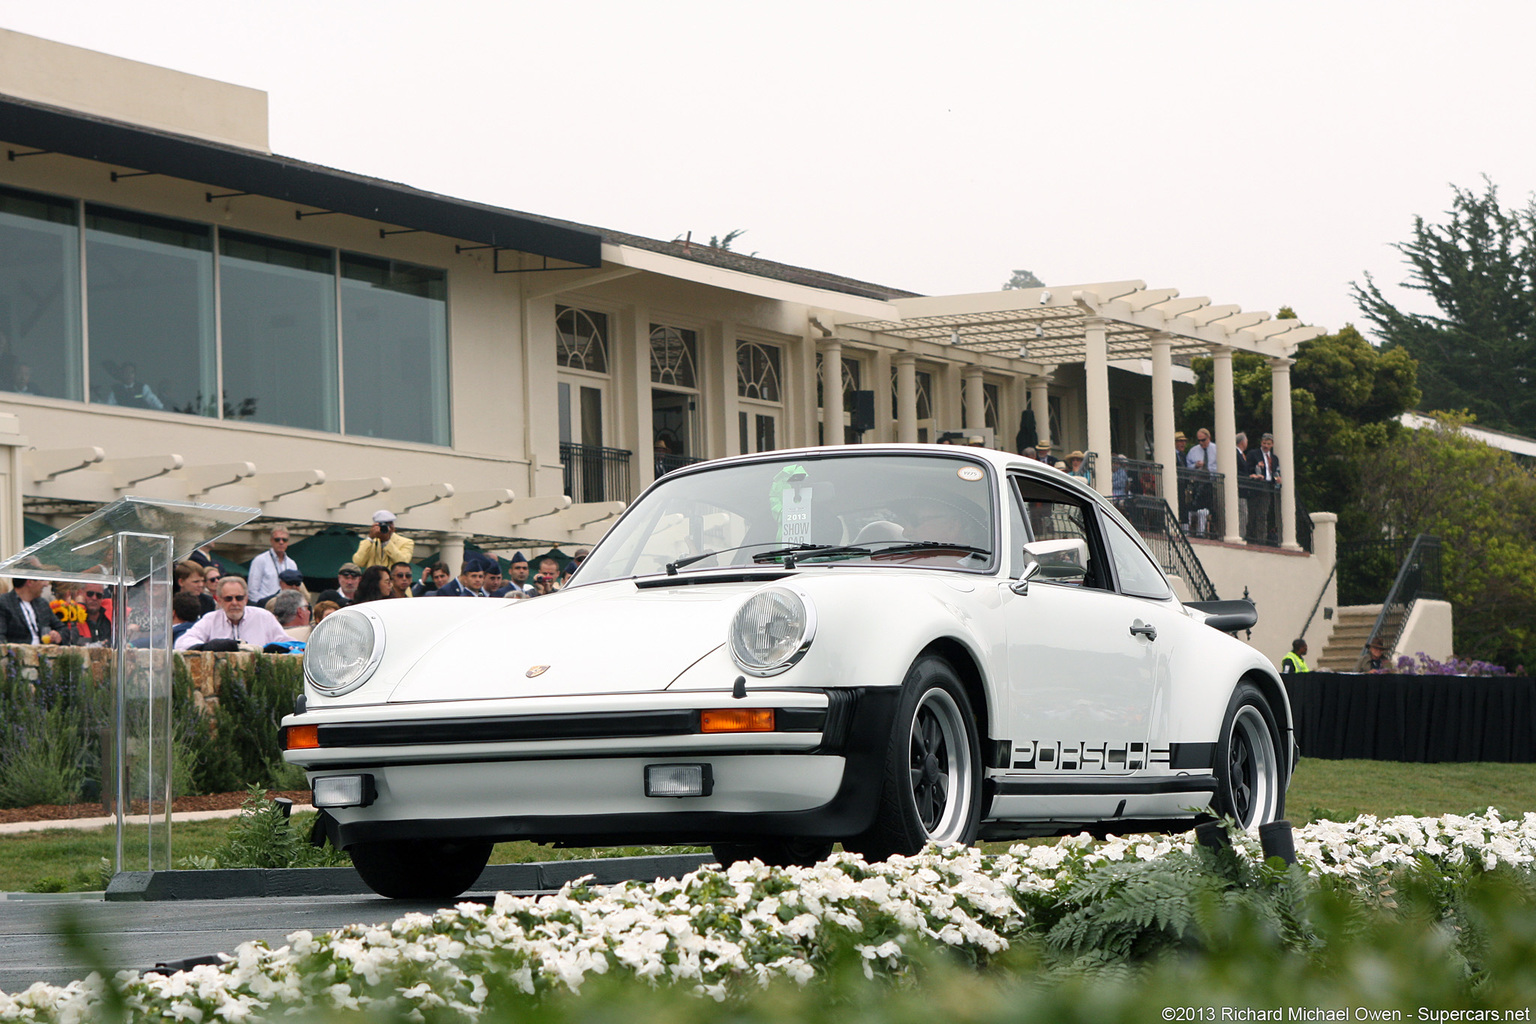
[
  {"left": 711, "top": 839, "right": 834, "bottom": 869},
  {"left": 846, "top": 655, "right": 982, "bottom": 861},
  {"left": 348, "top": 838, "right": 494, "bottom": 900},
  {"left": 1212, "top": 682, "right": 1286, "bottom": 829}
]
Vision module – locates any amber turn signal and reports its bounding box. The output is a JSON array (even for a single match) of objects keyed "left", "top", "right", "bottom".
[
  {"left": 700, "top": 708, "right": 775, "bottom": 733},
  {"left": 283, "top": 725, "right": 320, "bottom": 750}
]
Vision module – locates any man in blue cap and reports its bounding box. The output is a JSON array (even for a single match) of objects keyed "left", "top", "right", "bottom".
[
  {"left": 497, "top": 552, "right": 534, "bottom": 598},
  {"left": 433, "top": 555, "right": 491, "bottom": 597}
]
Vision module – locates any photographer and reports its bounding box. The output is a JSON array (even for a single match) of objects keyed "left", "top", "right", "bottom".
[
  {"left": 531, "top": 555, "right": 562, "bottom": 596},
  {"left": 353, "top": 509, "right": 415, "bottom": 569}
]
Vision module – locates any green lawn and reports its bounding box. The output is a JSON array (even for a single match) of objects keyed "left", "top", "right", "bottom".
[{"left": 6, "top": 760, "right": 1536, "bottom": 894}]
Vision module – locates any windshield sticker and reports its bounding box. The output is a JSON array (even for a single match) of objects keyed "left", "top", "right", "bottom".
[
  {"left": 779, "top": 486, "right": 813, "bottom": 544},
  {"left": 957, "top": 465, "right": 984, "bottom": 482}
]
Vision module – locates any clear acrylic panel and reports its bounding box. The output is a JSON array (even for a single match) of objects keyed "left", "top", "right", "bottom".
[{"left": 0, "top": 497, "right": 257, "bottom": 872}]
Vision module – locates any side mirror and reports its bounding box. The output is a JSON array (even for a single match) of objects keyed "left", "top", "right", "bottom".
[{"left": 1010, "top": 558, "right": 1043, "bottom": 596}]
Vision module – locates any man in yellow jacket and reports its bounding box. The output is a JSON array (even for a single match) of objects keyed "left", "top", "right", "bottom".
[
  {"left": 354, "top": 510, "right": 415, "bottom": 569},
  {"left": 1280, "top": 638, "right": 1310, "bottom": 674}
]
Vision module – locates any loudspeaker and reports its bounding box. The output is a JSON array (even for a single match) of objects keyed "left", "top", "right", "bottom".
[{"left": 850, "top": 390, "right": 876, "bottom": 433}]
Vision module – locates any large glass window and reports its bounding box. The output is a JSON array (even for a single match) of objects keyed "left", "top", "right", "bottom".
[
  {"left": 219, "top": 230, "right": 338, "bottom": 431},
  {"left": 85, "top": 205, "right": 215, "bottom": 414},
  {"left": 340, "top": 254, "right": 449, "bottom": 446},
  {"left": 0, "top": 185, "right": 81, "bottom": 400},
  {"left": 737, "top": 341, "right": 781, "bottom": 401},
  {"left": 557, "top": 306, "right": 609, "bottom": 372}
]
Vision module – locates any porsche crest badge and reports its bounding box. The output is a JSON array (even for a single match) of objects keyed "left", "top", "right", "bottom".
[{"left": 526, "top": 664, "right": 550, "bottom": 678}]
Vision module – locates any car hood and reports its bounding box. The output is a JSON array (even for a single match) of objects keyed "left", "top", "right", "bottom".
[{"left": 383, "top": 579, "right": 763, "bottom": 702}]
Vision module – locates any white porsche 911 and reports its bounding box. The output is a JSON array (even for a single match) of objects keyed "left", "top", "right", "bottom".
[{"left": 282, "top": 444, "right": 1294, "bottom": 899}]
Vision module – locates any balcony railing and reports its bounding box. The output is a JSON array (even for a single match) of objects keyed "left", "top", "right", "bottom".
[
  {"left": 1174, "top": 467, "right": 1225, "bottom": 540},
  {"left": 655, "top": 452, "right": 704, "bottom": 479},
  {"left": 560, "top": 442, "right": 633, "bottom": 504}
]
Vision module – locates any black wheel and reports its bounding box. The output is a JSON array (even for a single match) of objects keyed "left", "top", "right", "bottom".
[
  {"left": 711, "top": 838, "right": 834, "bottom": 869},
  {"left": 1213, "top": 682, "right": 1285, "bottom": 829},
  {"left": 846, "top": 655, "right": 982, "bottom": 861},
  {"left": 348, "top": 838, "right": 494, "bottom": 900}
]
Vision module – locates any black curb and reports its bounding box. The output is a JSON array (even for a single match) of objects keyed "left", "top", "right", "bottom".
[{"left": 104, "top": 854, "right": 715, "bottom": 902}]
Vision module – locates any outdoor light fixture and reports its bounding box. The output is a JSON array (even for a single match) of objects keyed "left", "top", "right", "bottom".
[
  {"left": 1017, "top": 345, "right": 1030, "bottom": 359},
  {"left": 645, "top": 763, "right": 714, "bottom": 797}
]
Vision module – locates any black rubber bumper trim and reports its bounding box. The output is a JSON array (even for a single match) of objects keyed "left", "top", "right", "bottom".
[
  {"left": 992, "top": 774, "right": 1219, "bottom": 796},
  {"left": 308, "top": 706, "right": 827, "bottom": 748},
  {"left": 326, "top": 687, "right": 903, "bottom": 849},
  {"left": 1169, "top": 742, "right": 1217, "bottom": 770}
]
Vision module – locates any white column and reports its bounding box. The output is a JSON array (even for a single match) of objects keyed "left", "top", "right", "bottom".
[
  {"left": 1083, "top": 316, "right": 1113, "bottom": 496},
  {"left": 439, "top": 533, "right": 468, "bottom": 578},
  {"left": 1212, "top": 345, "right": 1241, "bottom": 543},
  {"left": 0, "top": 414, "right": 27, "bottom": 558},
  {"left": 962, "top": 365, "right": 986, "bottom": 434},
  {"left": 1029, "top": 374, "right": 1051, "bottom": 451},
  {"left": 1009, "top": 375, "right": 1031, "bottom": 453},
  {"left": 895, "top": 353, "right": 919, "bottom": 443},
  {"left": 872, "top": 348, "right": 894, "bottom": 442},
  {"left": 626, "top": 308, "right": 654, "bottom": 491},
  {"left": 792, "top": 330, "right": 818, "bottom": 449},
  {"left": 1151, "top": 334, "right": 1178, "bottom": 518},
  {"left": 1270, "top": 356, "right": 1300, "bottom": 550},
  {"left": 717, "top": 322, "right": 740, "bottom": 456},
  {"left": 820, "top": 338, "right": 844, "bottom": 446}
]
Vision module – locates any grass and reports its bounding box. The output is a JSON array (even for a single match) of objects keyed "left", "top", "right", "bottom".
[{"left": 5, "top": 759, "right": 1536, "bottom": 893}]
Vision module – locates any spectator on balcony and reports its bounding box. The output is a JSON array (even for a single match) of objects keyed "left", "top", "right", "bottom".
[
  {"left": 175, "top": 577, "right": 290, "bottom": 651},
  {"left": 434, "top": 556, "right": 490, "bottom": 598},
  {"left": 0, "top": 578, "right": 65, "bottom": 645},
  {"left": 413, "top": 562, "right": 450, "bottom": 597},
  {"left": 1035, "top": 441, "right": 1054, "bottom": 465},
  {"left": 1248, "top": 432, "right": 1281, "bottom": 546},
  {"left": 315, "top": 563, "right": 362, "bottom": 607},
  {"left": 1234, "top": 432, "right": 1251, "bottom": 538},
  {"left": 389, "top": 562, "right": 415, "bottom": 598},
  {"left": 248, "top": 527, "right": 299, "bottom": 605},
  {"left": 654, "top": 436, "right": 673, "bottom": 478},
  {"left": 353, "top": 510, "right": 415, "bottom": 570},
  {"left": 1064, "top": 451, "right": 1090, "bottom": 481},
  {"left": 1111, "top": 454, "right": 1129, "bottom": 500},
  {"left": 1186, "top": 428, "right": 1218, "bottom": 537}
]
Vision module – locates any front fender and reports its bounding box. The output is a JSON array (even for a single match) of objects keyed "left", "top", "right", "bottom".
[{"left": 666, "top": 569, "right": 1006, "bottom": 726}]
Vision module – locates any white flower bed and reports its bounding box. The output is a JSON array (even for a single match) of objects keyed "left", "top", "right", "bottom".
[{"left": 5, "top": 811, "right": 1536, "bottom": 1023}]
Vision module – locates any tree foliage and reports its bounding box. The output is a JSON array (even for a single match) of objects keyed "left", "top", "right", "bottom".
[
  {"left": 1353, "top": 412, "right": 1536, "bottom": 671},
  {"left": 1003, "top": 268, "right": 1045, "bottom": 290},
  {"left": 1353, "top": 179, "right": 1536, "bottom": 436}
]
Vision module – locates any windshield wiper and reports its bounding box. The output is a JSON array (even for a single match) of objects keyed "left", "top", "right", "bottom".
[
  {"left": 861, "top": 540, "right": 992, "bottom": 559},
  {"left": 665, "top": 542, "right": 825, "bottom": 576},
  {"left": 750, "top": 543, "right": 871, "bottom": 568}
]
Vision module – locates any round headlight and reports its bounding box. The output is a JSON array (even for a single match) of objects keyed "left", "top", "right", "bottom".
[
  {"left": 729, "top": 587, "right": 815, "bottom": 676},
  {"left": 305, "top": 610, "right": 384, "bottom": 696}
]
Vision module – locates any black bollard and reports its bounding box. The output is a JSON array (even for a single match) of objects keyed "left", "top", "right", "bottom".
[
  {"left": 1195, "top": 820, "right": 1231, "bottom": 851},
  {"left": 1258, "top": 819, "right": 1296, "bottom": 865}
]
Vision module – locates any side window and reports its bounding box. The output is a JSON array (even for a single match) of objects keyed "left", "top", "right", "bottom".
[
  {"left": 1010, "top": 476, "right": 1108, "bottom": 590},
  {"left": 1101, "top": 514, "right": 1173, "bottom": 600}
]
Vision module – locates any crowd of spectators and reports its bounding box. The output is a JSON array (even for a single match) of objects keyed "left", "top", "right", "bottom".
[
  {"left": 0, "top": 506, "right": 589, "bottom": 655},
  {"left": 1019, "top": 426, "right": 1283, "bottom": 545}
]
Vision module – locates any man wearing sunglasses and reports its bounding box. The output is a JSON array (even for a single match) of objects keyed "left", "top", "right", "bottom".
[
  {"left": 174, "top": 576, "right": 291, "bottom": 651},
  {"left": 81, "top": 586, "right": 113, "bottom": 645}
]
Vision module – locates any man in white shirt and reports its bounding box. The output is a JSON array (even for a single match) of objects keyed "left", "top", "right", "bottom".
[
  {"left": 175, "top": 577, "right": 292, "bottom": 650},
  {"left": 248, "top": 527, "right": 300, "bottom": 606},
  {"left": 1186, "top": 427, "right": 1219, "bottom": 536}
]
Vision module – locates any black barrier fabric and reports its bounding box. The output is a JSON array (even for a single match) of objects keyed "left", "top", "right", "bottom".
[{"left": 1283, "top": 673, "right": 1536, "bottom": 762}]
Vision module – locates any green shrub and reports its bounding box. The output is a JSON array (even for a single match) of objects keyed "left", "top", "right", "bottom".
[{"left": 178, "top": 786, "right": 346, "bottom": 870}]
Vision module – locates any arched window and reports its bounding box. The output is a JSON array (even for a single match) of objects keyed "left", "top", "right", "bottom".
[
  {"left": 650, "top": 324, "right": 697, "bottom": 388},
  {"left": 556, "top": 306, "right": 609, "bottom": 373},
  {"left": 736, "top": 341, "right": 781, "bottom": 402}
]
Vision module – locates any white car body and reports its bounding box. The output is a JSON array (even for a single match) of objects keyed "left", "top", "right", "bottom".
[{"left": 283, "top": 444, "right": 1294, "bottom": 898}]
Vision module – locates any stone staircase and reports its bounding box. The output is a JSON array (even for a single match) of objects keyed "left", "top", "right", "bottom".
[{"left": 1315, "top": 605, "right": 1403, "bottom": 672}]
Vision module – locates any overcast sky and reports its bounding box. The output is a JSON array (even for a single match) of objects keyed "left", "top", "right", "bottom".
[{"left": 7, "top": 0, "right": 1535, "bottom": 336}]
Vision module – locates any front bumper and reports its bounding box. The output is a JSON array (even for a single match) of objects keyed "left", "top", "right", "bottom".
[{"left": 285, "top": 687, "right": 899, "bottom": 848}]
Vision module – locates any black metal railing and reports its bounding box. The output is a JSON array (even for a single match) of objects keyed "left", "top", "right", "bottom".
[
  {"left": 1362, "top": 534, "right": 1444, "bottom": 668},
  {"left": 560, "top": 443, "right": 633, "bottom": 504},
  {"left": 1118, "top": 459, "right": 1164, "bottom": 503},
  {"left": 1174, "top": 467, "right": 1226, "bottom": 540},
  {"left": 655, "top": 452, "right": 704, "bottom": 479},
  {"left": 1122, "top": 495, "right": 1219, "bottom": 601},
  {"left": 1338, "top": 536, "right": 1440, "bottom": 607}
]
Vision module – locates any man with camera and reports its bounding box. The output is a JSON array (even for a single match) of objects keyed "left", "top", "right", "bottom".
[{"left": 353, "top": 509, "right": 415, "bottom": 570}]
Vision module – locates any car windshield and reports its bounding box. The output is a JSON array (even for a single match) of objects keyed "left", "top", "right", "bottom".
[{"left": 577, "top": 452, "right": 997, "bottom": 583}]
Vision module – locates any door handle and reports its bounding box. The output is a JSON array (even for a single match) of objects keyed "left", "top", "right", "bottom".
[{"left": 1129, "top": 621, "right": 1157, "bottom": 641}]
